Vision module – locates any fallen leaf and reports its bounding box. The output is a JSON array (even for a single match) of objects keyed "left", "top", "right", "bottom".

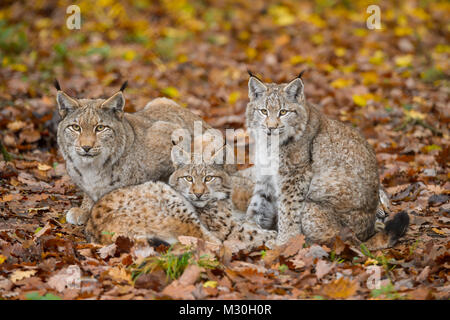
[
  {"left": 108, "top": 266, "right": 132, "bottom": 284},
  {"left": 322, "top": 277, "right": 358, "bottom": 299},
  {"left": 315, "top": 260, "right": 334, "bottom": 280},
  {"left": 10, "top": 270, "right": 37, "bottom": 283},
  {"left": 98, "top": 243, "right": 117, "bottom": 259},
  {"left": 47, "top": 265, "right": 81, "bottom": 292},
  {"left": 281, "top": 234, "right": 305, "bottom": 257}
]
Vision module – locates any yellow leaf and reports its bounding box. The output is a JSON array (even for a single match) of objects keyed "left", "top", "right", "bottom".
[
  {"left": 310, "top": 34, "right": 324, "bottom": 45},
  {"left": 290, "top": 55, "right": 308, "bottom": 65},
  {"left": 162, "top": 87, "right": 179, "bottom": 98},
  {"left": 10, "top": 64, "right": 27, "bottom": 72},
  {"left": 38, "top": 163, "right": 52, "bottom": 171},
  {"left": 339, "top": 64, "right": 356, "bottom": 74},
  {"left": 177, "top": 54, "right": 188, "bottom": 63},
  {"left": 308, "top": 14, "right": 326, "bottom": 28},
  {"left": 203, "top": 280, "right": 217, "bottom": 288},
  {"left": 362, "top": 72, "right": 378, "bottom": 85},
  {"left": 245, "top": 47, "right": 257, "bottom": 60},
  {"left": 35, "top": 18, "right": 51, "bottom": 29},
  {"left": 394, "top": 27, "right": 413, "bottom": 37},
  {"left": 0, "top": 255, "right": 6, "bottom": 264},
  {"left": 334, "top": 47, "right": 346, "bottom": 57},
  {"left": 434, "top": 44, "right": 450, "bottom": 54},
  {"left": 108, "top": 267, "right": 132, "bottom": 284},
  {"left": 228, "top": 91, "right": 241, "bottom": 104},
  {"left": 369, "top": 50, "right": 385, "bottom": 65},
  {"left": 411, "top": 8, "right": 430, "bottom": 21},
  {"left": 364, "top": 258, "right": 379, "bottom": 266},
  {"left": 395, "top": 55, "right": 413, "bottom": 68},
  {"left": 353, "top": 94, "right": 367, "bottom": 107},
  {"left": 10, "top": 270, "right": 37, "bottom": 283},
  {"left": 331, "top": 78, "right": 354, "bottom": 89},
  {"left": 269, "top": 5, "right": 295, "bottom": 26},
  {"left": 323, "top": 277, "right": 357, "bottom": 299},
  {"left": 404, "top": 109, "right": 426, "bottom": 121},
  {"left": 123, "top": 50, "right": 136, "bottom": 61},
  {"left": 432, "top": 228, "right": 446, "bottom": 235},
  {"left": 353, "top": 28, "right": 368, "bottom": 37},
  {"left": 238, "top": 31, "right": 250, "bottom": 41}
]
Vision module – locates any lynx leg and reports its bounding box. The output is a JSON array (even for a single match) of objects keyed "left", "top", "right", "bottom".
[
  {"left": 66, "top": 193, "right": 94, "bottom": 225},
  {"left": 300, "top": 202, "right": 341, "bottom": 246},
  {"left": 246, "top": 177, "right": 278, "bottom": 230},
  {"left": 275, "top": 196, "right": 303, "bottom": 245}
]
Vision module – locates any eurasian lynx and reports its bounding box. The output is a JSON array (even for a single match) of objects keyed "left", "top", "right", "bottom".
[
  {"left": 86, "top": 146, "right": 276, "bottom": 249},
  {"left": 55, "top": 81, "right": 209, "bottom": 225},
  {"left": 245, "top": 72, "right": 408, "bottom": 249}
]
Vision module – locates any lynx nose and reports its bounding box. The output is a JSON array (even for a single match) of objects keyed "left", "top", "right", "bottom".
[
  {"left": 194, "top": 193, "right": 203, "bottom": 199},
  {"left": 82, "top": 146, "right": 92, "bottom": 152}
]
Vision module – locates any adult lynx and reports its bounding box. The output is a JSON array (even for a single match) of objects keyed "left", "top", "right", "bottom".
[
  {"left": 55, "top": 81, "right": 209, "bottom": 225},
  {"left": 245, "top": 72, "right": 408, "bottom": 249}
]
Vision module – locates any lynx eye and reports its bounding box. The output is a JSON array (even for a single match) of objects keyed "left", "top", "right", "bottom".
[
  {"left": 279, "top": 109, "right": 288, "bottom": 116},
  {"left": 204, "top": 175, "right": 215, "bottom": 182},
  {"left": 259, "top": 109, "right": 268, "bottom": 116},
  {"left": 71, "top": 124, "right": 81, "bottom": 131},
  {"left": 95, "top": 125, "right": 106, "bottom": 132},
  {"left": 184, "top": 176, "right": 193, "bottom": 182}
]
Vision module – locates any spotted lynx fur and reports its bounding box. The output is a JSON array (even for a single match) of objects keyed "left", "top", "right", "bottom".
[
  {"left": 86, "top": 147, "right": 276, "bottom": 249},
  {"left": 245, "top": 72, "right": 408, "bottom": 249},
  {"left": 55, "top": 81, "right": 209, "bottom": 225}
]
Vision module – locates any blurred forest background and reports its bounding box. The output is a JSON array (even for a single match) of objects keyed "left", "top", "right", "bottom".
[{"left": 0, "top": 0, "right": 448, "bottom": 300}]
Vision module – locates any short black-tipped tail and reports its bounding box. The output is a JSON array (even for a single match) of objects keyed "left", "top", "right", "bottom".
[
  {"left": 147, "top": 237, "right": 170, "bottom": 248},
  {"left": 364, "top": 210, "right": 409, "bottom": 250},
  {"left": 385, "top": 211, "right": 409, "bottom": 246}
]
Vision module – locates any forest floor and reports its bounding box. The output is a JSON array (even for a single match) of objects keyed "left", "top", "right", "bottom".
[{"left": 0, "top": 0, "right": 448, "bottom": 300}]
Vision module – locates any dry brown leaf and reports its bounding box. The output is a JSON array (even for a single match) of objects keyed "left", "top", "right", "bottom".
[
  {"left": 179, "top": 264, "right": 201, "bottom": 286},
  {"left": 108, "top": 266, "right": 132, "bottom": 284},
  {"left": 47, "top": 265, "right": 81, "bottom": 292},
  {"left": 281, "top": 234, "right": 305, "bottom": 257},
  {"left": 315, "top": 259, "right": 334, "bottom": 280}
]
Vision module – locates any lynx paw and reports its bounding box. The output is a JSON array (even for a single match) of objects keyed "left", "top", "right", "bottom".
[
  {"left": 246, "top": 195, "right": 277, "bottom": 230},
  {"left": 375, "top": 220, "right": 385, "bottom": 233},
  {"left": 66, "top": 207, "right": 89, "bottom": 225}
]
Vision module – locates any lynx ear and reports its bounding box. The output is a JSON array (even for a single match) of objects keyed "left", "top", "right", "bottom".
[
  {"left": 101, "top": 91, "right": 125, "bottom": 119},
  {"left": 248, "top": 75, "right": 267, "bottom": 100},
  {"left": 56, "top": 89, "right": 80, "bottom": 118},
  {"left": 283, "top": 77, "right": 304, "bottom": 102}
]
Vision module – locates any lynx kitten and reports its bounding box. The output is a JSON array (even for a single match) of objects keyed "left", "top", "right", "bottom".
[
  {"left": 86, "top": 145, "right": 276, "bottom": 249},
  {"left": 245, "top": 72, "right": 408, "bottom": 249},
  {"left": 55, "top": 80, "right": 209, "bottom": 225}
]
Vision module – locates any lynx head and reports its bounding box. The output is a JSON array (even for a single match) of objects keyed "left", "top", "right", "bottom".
[
  {"left": 168, "top": 142, "right": 231, "bottom": 208},
  {"left": 55, "top": 81, "right": 129, "bottom": 167},
  {"left": 245, "top": 71, "right": 309, "bottom": 143}
]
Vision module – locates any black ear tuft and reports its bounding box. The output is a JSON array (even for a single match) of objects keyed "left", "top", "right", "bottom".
[
  {"left": 54, "top": 79, "right": 61, "bottom": 91},
  {"left": 119, "top": 80, "right": 128, "bottom": 92},
  {"left": 297, "top": 70, "right": 306, "bottom": 79},
  {"left": 247, "top": 70, "right": 263, "bottom": 82}
]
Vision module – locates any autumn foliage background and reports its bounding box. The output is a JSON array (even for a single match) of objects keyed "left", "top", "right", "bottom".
[{"left": 0, "top": 0, "right": 448, "bottom": 300}]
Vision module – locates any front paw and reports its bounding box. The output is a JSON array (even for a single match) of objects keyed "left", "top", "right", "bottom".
[
  {"left": 246, "top": 198, "right": 277, "bottom": 230},
  {"left": 66, "top": 207, "right": 89, "bottom": 225},
  {"left": 257, "top": 214, "right": 276, "bottom": 230}
]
